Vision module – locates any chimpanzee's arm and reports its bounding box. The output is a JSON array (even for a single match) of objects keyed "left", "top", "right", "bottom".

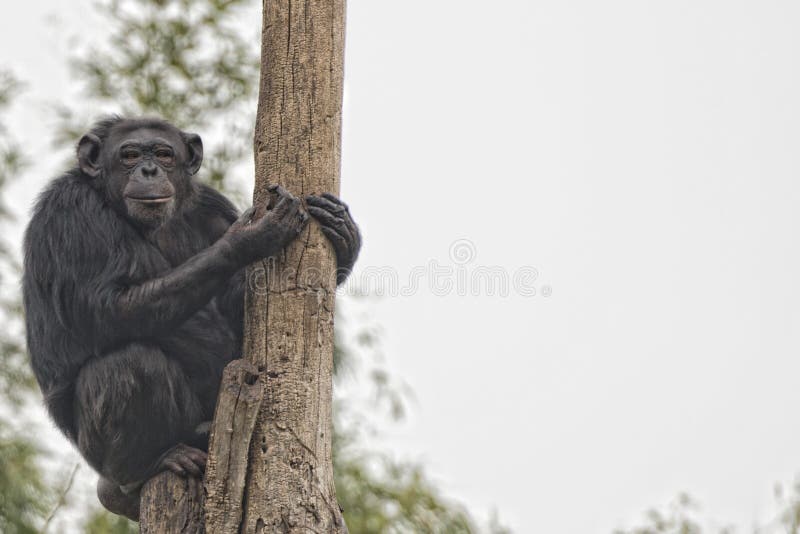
[
  {"left": 98, "top": 187, "right": 307, "bottom": 347},
  {"left": 188, "top": 189, "right": 360, "bottom": 349},
  {"left": 306, "top": 193, "right": 361, "bottom": 285},
  {"left": 214, "top": 193, "right": 361, "bottom": 334},
  {"left": 217, "top": 268, "right": 246, "bottom": 337},
  {"left": 214, "top": 193, "right": 361, "bottom": 336},
  {"left": 112, "top": 237, "right": 242, "bottom": 338}
]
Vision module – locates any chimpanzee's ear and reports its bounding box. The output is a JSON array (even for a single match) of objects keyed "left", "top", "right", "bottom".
[
  {"left": 184, "top": 133, "right": 203, "bottom": 176},
  {"left": 77, "top": 134, "right": 103, "bottom": 178}
]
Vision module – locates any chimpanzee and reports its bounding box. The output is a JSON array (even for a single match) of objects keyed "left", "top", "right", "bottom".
[{"left": 22, "top": 117, "right": 360, "bottom": 520}]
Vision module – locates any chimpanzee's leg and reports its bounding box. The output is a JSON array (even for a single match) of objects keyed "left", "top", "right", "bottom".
[
  {"left": 74, "top": 343, "right": 207, "bottom": 519},
  {"left": 97, "top": 476, "right": 140, "bottom": 521}
]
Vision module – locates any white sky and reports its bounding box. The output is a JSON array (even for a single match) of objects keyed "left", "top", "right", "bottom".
[{"left": 3, "top": 1, "right": 800, "bottom": 532}]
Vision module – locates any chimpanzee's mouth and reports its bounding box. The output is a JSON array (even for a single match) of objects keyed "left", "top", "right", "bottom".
[{"left": 127, "top": 196, "right": 174, "bottom": 205}]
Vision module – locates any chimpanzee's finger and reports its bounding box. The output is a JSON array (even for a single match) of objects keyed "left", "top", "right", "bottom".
[
  {"left": 320, "top": 193, "right": 349, "bottom": 212},
  {"left": 269, "top": 195, "right": 291, "bottom": 217},
  {"left": 306, "top": 195, "right": 346, "bottom": 215},
  {"left": 310, "top": 207, "right": 355, "bottom": 256},
  {"left": 176, "top": 453, "right": 202, "bottom": 477},
  {"left": 307, "top": 205, "right": 340, "bottom": 225},
  {"left": 307, "top": 206, "right": 350, "bottom": 235},
  {"left": 288, "top": 209, "right": 309, "bottom": 235},
  {"left": 320, "top": 226, "right": 350, "bottom": 262},
  {"left": 309, "top": 195, "right": 359, "bottom": 256},
  {"left": 268, "top": 184, "right": 293, "bottom": 200},
  {"left": 163, "top": 459, "right": 186, "bottom": 476},
  {"left": 185, "top": 448, "right": 208, "bottom": 470},
  {"left": 342, "top": 212, "right": 360, "bottom": 253}
]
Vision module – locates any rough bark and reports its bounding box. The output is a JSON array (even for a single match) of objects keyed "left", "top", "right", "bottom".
[
  {"left": 139, "top": 359, "right": 263, "bottom": 534},
  {"left": 203, "top": 360, "right": 264, "bottom": 532},
  {"left": 139, "top": 473, "right": 204, "bottom": 533},
  {"left": 139, "top": 1, "right": 346, "bottom": 530},
  {"left": 205, "top": 1, "right": 348, "bottom": 533}
]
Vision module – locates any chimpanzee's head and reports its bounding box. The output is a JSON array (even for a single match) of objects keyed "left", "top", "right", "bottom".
[{"left": 77, "top": 117, "right": 203, "bottom": 228}]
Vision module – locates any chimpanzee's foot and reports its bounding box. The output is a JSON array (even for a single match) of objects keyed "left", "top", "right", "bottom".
[
  {"left": 158, "top": 442, "right": 208, "bottom": 478},
  {"left": 97, "top": 443, "right": 206, "bottom": 521},
  {"left": 97, "top": 476, "right": 140, "bottom": 521}
]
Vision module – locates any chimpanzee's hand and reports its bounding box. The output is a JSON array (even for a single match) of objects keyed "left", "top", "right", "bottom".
[
  {"left": 225, "top": 185, "right": 309, "bottom": 265},
  {"left": 157, "top": 443, "right": 207, "bottom": 478},
  {"left": 306, "top": 193, "right": 361, "bottom": 285}
]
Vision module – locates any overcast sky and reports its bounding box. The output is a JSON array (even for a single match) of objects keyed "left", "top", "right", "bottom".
[{"left": 3, "top": 1, "right": 800, "bottom": 532}]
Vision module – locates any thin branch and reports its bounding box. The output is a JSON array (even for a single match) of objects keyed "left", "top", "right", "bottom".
[{"left": 42, "top": 463, "right": 80, "bottom": 533}]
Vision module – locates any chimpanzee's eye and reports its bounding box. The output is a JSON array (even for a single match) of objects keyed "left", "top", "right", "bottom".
[
  {"left": 155, "top": 148, "right": 174, "bottom": 163},
  {"left": 121, "top": 148, "right": 141, "bottom": 164}
]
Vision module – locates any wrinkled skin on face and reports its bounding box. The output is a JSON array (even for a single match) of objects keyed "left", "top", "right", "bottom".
[{"left": 78, "top": 124, "right": 203, "bottom": 228}]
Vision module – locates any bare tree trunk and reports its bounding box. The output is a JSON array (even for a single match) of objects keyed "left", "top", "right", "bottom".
[
  {"left": 139, "top": 361, "right": 262, "bottom": 534},
  {"left": 139, "top": 473, "right": 204, "bottom": 533},
  {"left": 139, "top": 1, "right": 346, "bottom": 530},
  {"left": 204, "top": 1, "right": 348, "bottom": 533}
]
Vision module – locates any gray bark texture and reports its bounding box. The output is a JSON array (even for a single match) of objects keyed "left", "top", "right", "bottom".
[
  {"left": 139, "top": 473, "right": 204, "bottom": 533},
  {"left": 139, "top": 1, "right": 347, "bottom": 532},
  {"left": 208, "top": 0, "right": 348, "bottom": 532}
]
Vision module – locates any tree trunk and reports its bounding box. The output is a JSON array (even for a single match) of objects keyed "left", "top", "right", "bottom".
[
  {"left": 205, "top": 1, "right": 348, "bottom": 533},
  {"left": 139, "top": 1, "right": 346, "bottom": 530},
  {"left": 139, "top": 473, "right": 204, "bottom": 533}
]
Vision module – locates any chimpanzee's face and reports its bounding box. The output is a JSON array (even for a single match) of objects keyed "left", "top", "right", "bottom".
[
  {"left": 78, "top": 121, "right": 203, "bottom": 228},
  {"left": 108, "top": 127, "right": 183, "bottom": 227}
]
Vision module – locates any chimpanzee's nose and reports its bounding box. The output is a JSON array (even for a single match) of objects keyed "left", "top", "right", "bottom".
[{"left": 141, "top": 161, "right": 159, "bottom": 177}]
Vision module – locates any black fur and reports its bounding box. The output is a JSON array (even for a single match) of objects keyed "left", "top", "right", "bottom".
[
  {"left": 22, "top": 117, "right": 359, "bottom": 520},
  {"left": 24, "top": 117, "right": 241, "bottom": 470}
]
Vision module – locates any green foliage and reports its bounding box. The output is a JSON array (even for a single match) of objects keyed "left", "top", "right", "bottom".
[
  {"left": 335, "top": 446, "right": 476, "bottom": 533},
  {"left": 2, "top": 1, "right": 512, "bottom": 532},
  {"left": 0, "top": 426, "right": 51, "bottom": 534},
  {"left": 58, "top": 0, "right": 501, "bottom": 531},
  {"left": 613, "top": 494, "right": 705, "bottom": 534},
  {"left": 616, "top": 487, "right": 800, "bottom": 534},
  {"left": 772, "top": 479, "right": 800, "bottom": 534},
  {"left": 0, "top": 69, "right": 54, "bottom": 534},
  {"left": 57, "top": 0, "right": 259, "bottom": 195},
  {"left": 76, "top": 0, "right": 256, "bottom": 123},
  {"left": 4, "top": 3, "right": 800, "bottom": 534},
  {"left": 0, "top": 71, "right": 35, "bottom": 406},
  {"left": 332, "top": 316, "right": 484, "bottom": 533}
]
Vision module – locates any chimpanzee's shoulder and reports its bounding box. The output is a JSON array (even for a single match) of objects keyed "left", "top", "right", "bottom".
[
  {"left": 25, "top": 169, "right": 123, "bottom": 257},
  {"left": 194, "top": 183, "right": 239, "bottom": 224}
]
